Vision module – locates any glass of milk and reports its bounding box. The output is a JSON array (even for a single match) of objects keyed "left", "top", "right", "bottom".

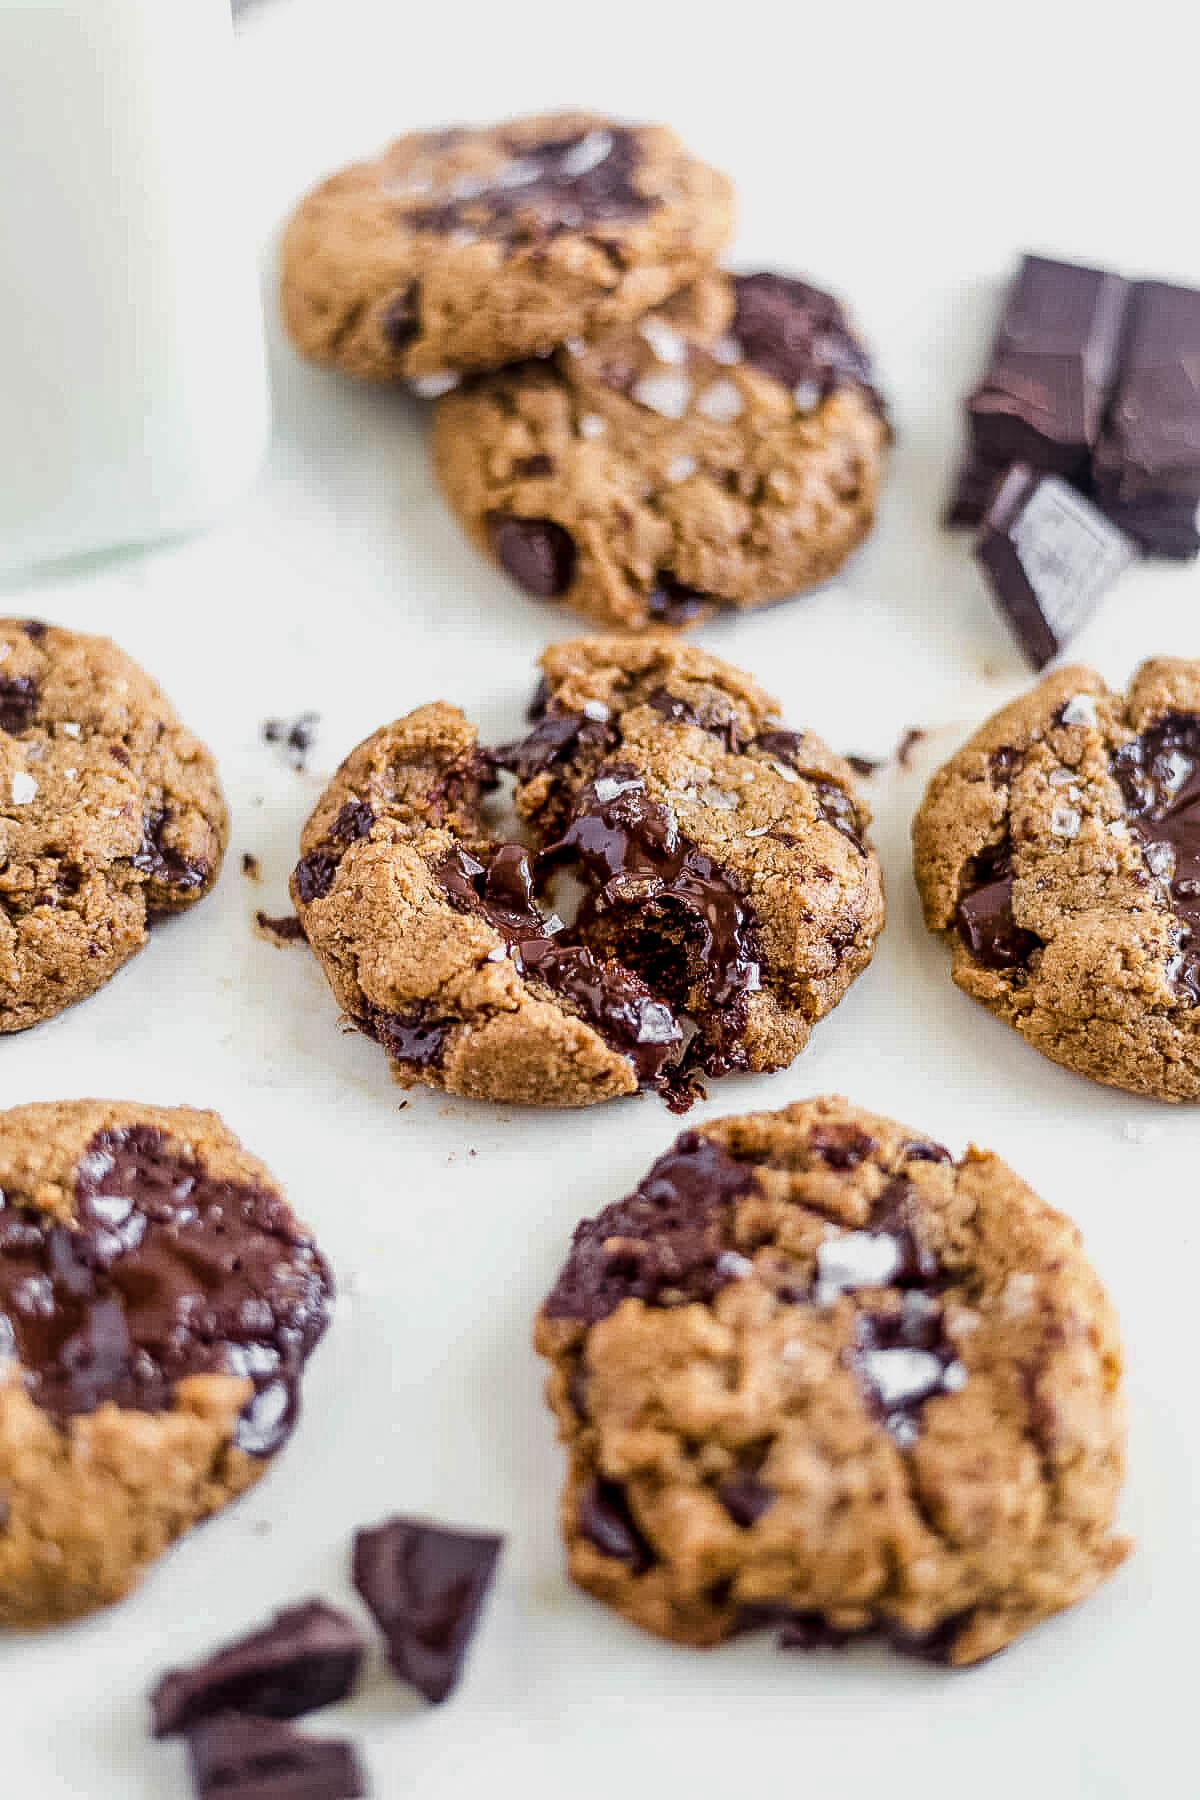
[{"left": 0, "top": 0, "right": 270, "bottom": 576}]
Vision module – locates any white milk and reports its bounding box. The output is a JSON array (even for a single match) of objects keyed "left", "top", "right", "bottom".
[{"left": 0, "top": 0, "right": 269, "bottom": 575}]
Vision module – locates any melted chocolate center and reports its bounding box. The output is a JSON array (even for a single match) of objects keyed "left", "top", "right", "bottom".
[
  {"left": 0, "top": 1127, "right": 332, "bottom": 1454},
  {"left": 1113, "top": 711, "right": 1200, "bottom": 1002}
]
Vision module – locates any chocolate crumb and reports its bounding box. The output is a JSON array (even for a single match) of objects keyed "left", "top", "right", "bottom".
[
  {"left": 256, "top": 911, "right": 306, "bottom": 946},
  {"left": 263, "top": 712, "right": 320, "bottom": 771},
  {"left": 896, "top": 728, "right": 928, "bottom": 769},
  {"left": 241, "top": 853, "right": 261, "bottom": 881},
  {"left": 847, "top": 753, "right": 881, "bottom": 776}
]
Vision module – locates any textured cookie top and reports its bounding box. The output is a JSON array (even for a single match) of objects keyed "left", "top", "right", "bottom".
[
  {"left": 292, "top": 638, "right": 883, "bottom": 1109},
  {"left": 0, "top": 619, "right": 227, "bottom": 1031},
  {"left": 535, "top": 1096, "right": 1128, "bottom": 1664},
  {"left": 432, "top": 271, "right": 889, "bottom": 630},
  {"left": 913, "top": 657, "right": 1200, "bottom": 1099},
  {"left": 0, "top": 1101, "right": 332, "bottom": 1456},
  {"left": 280, "top": 112, "right": 734, "bottom": 381}
]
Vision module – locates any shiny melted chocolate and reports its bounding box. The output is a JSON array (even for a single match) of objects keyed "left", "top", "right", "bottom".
[
  {"left": 408, "top": 127, "right": 648, "bottom": 246},
  {"left": 0, "top": 1127, "right": 332, "bottom": 1454},
  {"left": 1112, "top": 712, "right": 1200, "bottom": 1002}
]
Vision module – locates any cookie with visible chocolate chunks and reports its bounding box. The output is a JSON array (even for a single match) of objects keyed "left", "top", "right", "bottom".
[
  {"left": 913, "top": 657, "right": 1200, "bottom": 1100},
  {"left": 0, "top": 618, "right": 227, "bottom": 1032},
  {"left": 0, "top": 1101, "right": 333, "bottom": 1626},
  {"left": 280, "top": 112, "right": 734, "bottom": 384},
  {"left": 290, "top": 637, "right": 883, "bottom": 1109},
  {"left": 535, "top": 1095, "right": 1130, "bottom": 1663},
  {"left": 431, "top": 270, "right": 889, "bottom": 630}
]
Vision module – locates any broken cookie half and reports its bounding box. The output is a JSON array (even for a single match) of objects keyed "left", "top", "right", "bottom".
[{"left": 291, "top": 637, "right": 884, "bottom": 1109}]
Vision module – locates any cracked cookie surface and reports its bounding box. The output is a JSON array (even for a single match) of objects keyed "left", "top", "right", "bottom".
[
  {"left": 913, "top": 658, "right": 1200, "bottom": 1099},
  {"left": 0, "top": 1101, "right": 332, "bottom": 1626},
  {"left": 280, "top": 112, "right": 734, "bottom": 383},
  {"left": 0, "top": 619, "right": 227, "bottom": 1031},
  {"left": 534, "top": 1095, "right": 1129, "bottom": 1663},
  {"left": 432, "top": 270, "right": 888, "bottom": 630},
  {"left": 290, "top": 637, "right": 883, "bottom": 1109}
]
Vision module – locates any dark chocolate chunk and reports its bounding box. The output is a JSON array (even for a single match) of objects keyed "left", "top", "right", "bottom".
[
  {"left": 491, "top": 709, "right": 589, "bottom": 779},
  {"left": 256, "top": 911, "right": 306, "bottom": 944},
  {"left": 646, "top": 576, "right": 715, "bottom": 627},
  {"left": 576, "top": 1477, "right": 654, "bottom": 1572},
  {"left": 130, "top": 809, "right": 210, "bottom": 897},
  {"left": 382, "top": 280, "right": 421, "bottom": 351},
  {"left": 0, "top": 675, "right": 38, "bottom": 734},
  {"left": 807, "top": 1123, "right": 878, "bottom": 1169},
  {"left": 955, "top": 836, "right": 1043, "bottom": 971},
  {"left": 974, "top": 464, "right": 1134, "bottom": 670},
  {"left": 1095, "top": 280, "right": 1200, "bottom": 499},
  {"left": 646, "top": 686, "right": 744, "bottom": 753},
  {"left": 242, "top": 853, "right": 261, "bottom": 880},
  {"left": 352, "top": 1515, "right": 503, "bottom": 1704},
  {"left": 846, "top": 753, "right": 881, "bottom": 776},
  {"left": 966, "top": 255, "right": 1130, "bottom": 481},
  {"left": 263, "top": 713, "right": 320, "bottom": 771},
  {"left": 488, "top": 514, "right": 577, "bottom": 597},
  {"left": 731, "top": 273, "right": 878, "bottom": 407},
  {"left": 293, "top": 802, "right": 375, "bottom": 904},
  {"left": 358, "top": 1002, "right": 451, "bottom": 1070},
  {"left": 542, "top": 1129, "right": 757, "bottom": 1324},
  {"left": 408, "top": 126, "right": 649, "bottom": 246},
  {"left": 435, "top": 844, "right": 682, "bottom": 1088},
  {"left": 152, "top": 1601, "right": 365, "bottom": 1738},
  {"left": 185, "top": 1713, "right": 366, "bottom": 1800},
  {"left": 0, "top": 1127, "right": 332, "bottom": 1454},
  {"left": 538, "top": 768, "right": 764, "bottom": 1068},
  {"left": 1112, "top": 711, "right": 1200, "bottom": 1003},
  {"left": 718, "top": 1471, "right": 773, "bottom": 1528},
  {"left": 512, "top": 452, "right": 555, "bottom": 478},
  {"left": 21, "top": 619, "right": 48, "bottom": 640}
]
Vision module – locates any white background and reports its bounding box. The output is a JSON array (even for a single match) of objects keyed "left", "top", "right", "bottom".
[{"left": 3, "top": 1, "right": 1198, "bottom": 1793}]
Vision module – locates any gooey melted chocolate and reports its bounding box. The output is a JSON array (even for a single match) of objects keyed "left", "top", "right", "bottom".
[
  {"left": 955, "top": 837, "right": 1044, "bottom": 971},
  {"left": 0, "top": 1127, "right": 332, "bottom": 1454},
  {"left": 1112, "top": 711, "right": 1200, "bottom": 1002}
]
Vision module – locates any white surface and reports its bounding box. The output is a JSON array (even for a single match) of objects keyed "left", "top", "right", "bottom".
[
  {"left": 2, "top": 2, "right": 1199, "bottom": 1794},
  {"left": 0, "top": 0, "right": 268, "bottom": 574}
]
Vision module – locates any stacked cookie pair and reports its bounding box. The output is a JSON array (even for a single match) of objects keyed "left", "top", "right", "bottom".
[{"left": 280, "top": 111, "right": 891, "bottom": 630}]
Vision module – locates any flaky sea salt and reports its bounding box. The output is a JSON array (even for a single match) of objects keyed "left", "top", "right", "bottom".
[
  {"left": 578, "top": 413, "right": 607, "bottom": 440},
  {"left": 10, "top": 771, "right": 36, "bottom": 805},
  {"left": 711, "top": 335, "right": 744, "bottom": 366},
  {"left": 61, "top": 721, "right": 81, "bottom": 738},
  {"left": 793, "top": 380, "right": 822, "bottom": 413},
  {"left": 815, "top": 1230, "right": 901, "bottom": 1304},
  {"left": 410, "top": 372, "right": 460, "bottom": 398},
  {"left": 1059, "top": 693, "right": 1099, "bottom": 728},
  {"left": 1143, "top": 840, "right": 1176, "bottom": 878},
  {"left": 696, "top": 378, "right": 744, "bottom": 423},
  {"left": 665, "top": 454, "right": 698, "bottom": 483},
  {"left": 593, "top": 775, "right": 643, "bottom": 803},
  {"left": 561, "top": 130, "right": 613, "bottom": 178},
  {"left": 1050, "top": 805, "right": 1081, "bottom": 838},
  {"left": 638, "top": 317, "right": 688, "bottom": 365},
  {"left": 631, "top": 370, "right": 691, "bottom": 419}
]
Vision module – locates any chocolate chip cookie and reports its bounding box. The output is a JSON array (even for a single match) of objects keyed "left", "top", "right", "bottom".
[
  {"left": 432, "top": 271, "right": 889, "bottom": 630},
  {"left": 280, "top": 112, "right": 734, "bottom": 384},
  {"left": 0, "top": 619, "right": 227, "bottom": 1032},
  {"left": 913, "top": 658, "right": 1200, "bottom": 1100},
  {"left": 290, "top": 637, "right": 883, "bottom": 1109},
  {"left": 535, "top": 1096, "right": 1129, "bottom": 1663},
  {"left": 0, "top": 1101, "right": 333, "bottom": 1626}
]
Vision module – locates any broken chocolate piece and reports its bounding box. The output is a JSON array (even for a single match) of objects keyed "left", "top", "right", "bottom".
[
  {"left": 352, "top": 1516, "right": 503, "bottom": 1704},
  {"left": 952, "top": 256, "right": 1130, "bottom": 527},
  {"left": 1093, "top": 279, "right": 1200, "bottom": 558},
  {"left": 151, "top": 1601, "right": 365, "bottom": 1737},
  {"left": 488, "top": 515, "right": 576, "bottom": 597},
  {"left": 731, "top": 272, "right": 879, "bottom": 407},
  {"left": 974, "top": 464, "right": 1134, "bottom": 669},
  {"left": 0, "top": 674, "right": 38, "bottom": 733},
  {"left": 955, "top": 836, "right": 1042, "bottom": 971},
  {"left": 185, "top": 1713, "right": 366, "bottom": 1800}
]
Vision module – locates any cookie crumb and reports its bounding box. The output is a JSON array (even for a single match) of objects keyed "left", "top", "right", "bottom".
[
  {"left": 896, "top": 728, "right": 928, "bottom": 769},
  {"left": 241, "top": 853, "right": 261, "bottom": 880}
]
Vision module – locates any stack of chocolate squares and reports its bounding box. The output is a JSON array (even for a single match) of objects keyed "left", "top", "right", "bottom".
[{"left": 948, "top": 254, "right": 1200, "bottom": 667}]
